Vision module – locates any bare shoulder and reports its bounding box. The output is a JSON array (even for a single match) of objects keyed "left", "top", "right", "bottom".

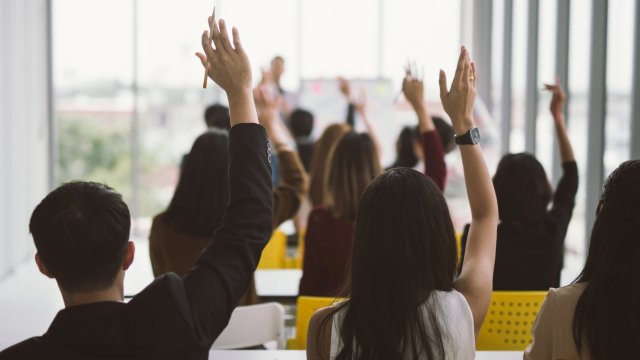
[{"left": 307, "top": 305, "right": 339, "bottom": 360}]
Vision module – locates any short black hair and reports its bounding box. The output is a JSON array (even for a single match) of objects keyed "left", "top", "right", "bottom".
[
  {"left": 289, "top": 109, "right": 314, "bottom": 137},
  {"left": 204, "top": 104, "right": 230, "bottom": 130},
  {"left": 29, "top": 182, "right": 131, "bottom": 293}
]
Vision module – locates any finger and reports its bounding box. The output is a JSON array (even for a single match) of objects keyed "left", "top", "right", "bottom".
[
  {"left": 453, "top": 47, "right": 466, "bottom": 84},
  {"left": 210, "top": 16, "right": 223, "bottom": 52},
  {"left": 438, "top": 69, "right": 448, "bottom": 102},
  {"left": 471, "top": 61, "right": 477, "bottom": 86},
  {"left": 201, "top": 31, "right": 216, "bottom": 60},
  {"left": 195, "top": 52, "right": 208, "bottom": 69},
  {"left": 232, "top": 27, "right": 245, "bottom": 54},
  {"left": 461, "top": 56, "right": 470, "bottom": 84},
  {"left": 218, "top": 19, "right": 233, "bottom": 52}
]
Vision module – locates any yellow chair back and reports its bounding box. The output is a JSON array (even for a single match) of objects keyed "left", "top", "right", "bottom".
[
  {"left": 288, "top": 296, "right": 342, "bottom": 350},
  {"left": 477, "top": 291, "right": 547, "bottom": 350},
  {"left": 257, "top": 230, "right": 287, "bottom": 269}
]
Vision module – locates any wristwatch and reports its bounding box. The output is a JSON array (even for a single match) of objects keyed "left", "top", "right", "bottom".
[{"left": 454, "top": 127, "right": 481, "bottom": 145}]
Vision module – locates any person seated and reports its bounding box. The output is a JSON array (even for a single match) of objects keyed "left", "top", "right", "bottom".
[
  {"left": 204, "top": 103, "right": 231, "bottom": 130},
  {"left": 150, "top": 85, "right": 306, "bottom": 306},
  {"left": 0, "top": 17, "right": 272, "bottom": 359},
  {"left": 525, "top": 159, "right": 640, "bottom": 359},
  {"left": 387, "top": 118, "right": 455, "bottom": 173},
  {"left": 307, "top": 123, "right": 351, "bottom": 207},
  {"left": 299, "top": 130, "right": 382, "bottom": 297},
  {"left": 459, "top": 82, "right": 578, "bottom": 291},
  {"left": 306, "top": 48, "right": 499, "bottom": 360},
  {"left": 289, "top": 108, "right": 315, "bottom": 171}
]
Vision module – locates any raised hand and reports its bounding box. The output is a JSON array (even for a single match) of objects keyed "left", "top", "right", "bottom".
[
  {"left": 196, "top": 16, "right": 257, "bottom": 125},
  {"left": 338, "top": 76, "right": 353, "bottom": 102},
  {"left": 438, "top": 47, "right": 476, "bottom": 134},
  {"left": 543, "top": 82, "right": 567, "bottom": 121},
  {"left": 196, "top": 17, "right": 252, "bottom": 96},
  {"left": 402, "top": 68, "right": 425, "bottom": 108}
]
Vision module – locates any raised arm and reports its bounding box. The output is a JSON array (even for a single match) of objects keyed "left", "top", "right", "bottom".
[
  {"left": 255, "top": 86, "right": 308, "bottom": 227},
  {"left": 544, "top": 82, "right": 575, "bottom": 163},
  {"left": 188, "top": 18, "right": 273, "bottom": 345},
  {"left": 443, "top": 48, "right": 499, "bottom": 337},
  {"left": 338, "top": 77, "right": 382, "bottom": 159},
  {"left": 543, "top": 82, "right": 578, "bottom": 228},
  {"left": 402, "top": 68, "right": 447, "bottom": 190}
]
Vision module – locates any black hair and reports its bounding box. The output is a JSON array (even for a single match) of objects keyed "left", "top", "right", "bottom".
[
  {"left": 29, "top": 182, "right": 131, "bottom": 293},
  {"left": 432, "top": 116, "right": 456, "bottom": 154},
  {"left": 289, "top": 109, "right": 314, "bottom": 137},
  {"left": 492, "top": 153, "right": 552, "bottom": 224},
  {"left": 204, "top": 104, "right": 230, "bottom": 130},
  {"left": 390, "top": 126, "right": 420, "bottom": 169},
  {"left": 572, "top": 160, "right": 640, "bottom": 359},
  {"left": 164, "top": 130, "right": 229, "bottom": 238},
  {"left": 323, "top": 168, "right": 457, "bottom": 359}
]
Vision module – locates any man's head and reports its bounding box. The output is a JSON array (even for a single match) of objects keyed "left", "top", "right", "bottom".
[
  {"left": 270, "top": 56, "right": 285, "bottom": 84},
  {"left": 30, "top": 182, "right": 133, "bottom": 294},
  {"left": 204, "top": 104, "right": 231, "bottom": 130},
  {"left": 289, "top": 109, "right": 314, "bottom": 138}
]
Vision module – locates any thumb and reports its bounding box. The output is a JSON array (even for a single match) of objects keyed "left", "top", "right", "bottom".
[{"left": 438, "top": 69, "right": 448, "bottom": 103}]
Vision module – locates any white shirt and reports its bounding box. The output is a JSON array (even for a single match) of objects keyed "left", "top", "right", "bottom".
[{"left": 330, "top": 289, "right": 475, "bottom": 359}]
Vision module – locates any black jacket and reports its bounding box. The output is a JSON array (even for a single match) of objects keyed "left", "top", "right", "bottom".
[
  {"left": 0, "top": 124, "right": 274, "bottom": 360},
  {"left": 460, "top": 161, "right": 579, "bottom": 290}
]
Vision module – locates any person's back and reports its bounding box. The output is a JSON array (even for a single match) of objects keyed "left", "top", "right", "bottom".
[
  {"left": 525, "top": 160, "right": 640, "bottom": 360},
  {"left": 299, "top": 131, "right": 381, "bottom": 297},
  {"left": 459, "top": 84, "right": 577, "bottom": 290},
  {"left": 307, "top": 48, "right": 499, "bottom": 360},
  {"left": 0, "top": 20, "right": 273, "bottom": 359},
  {"left": 329, "top": 290, "right": 475, "bottom": 359}
]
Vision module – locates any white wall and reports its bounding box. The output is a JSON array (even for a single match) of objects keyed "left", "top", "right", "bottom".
[{"left": 0, "top": 0, "right": 50, "bottom": 280}]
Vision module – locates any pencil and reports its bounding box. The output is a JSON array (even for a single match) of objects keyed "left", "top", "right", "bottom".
[{"left": 202, "top": 5, "right": 216, "bottom": 88}]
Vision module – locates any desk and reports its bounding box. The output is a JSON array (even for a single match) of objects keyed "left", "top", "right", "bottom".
[{"left": 209, "top": 350, "right": 523, "bottom": 359}]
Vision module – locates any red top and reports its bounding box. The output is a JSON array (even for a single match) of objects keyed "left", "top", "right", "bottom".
[
  {"left": 421, "top": 130, "right": 447, "bottom": 191},
  {"left": 299, "top": 207, "right": 354, "bottom": 297}
]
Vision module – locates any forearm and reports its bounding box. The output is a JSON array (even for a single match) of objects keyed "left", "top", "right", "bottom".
[
  {"left": 273, "top": 150, "right": 308, "bottom": 227},
  {"left": 421, "top": 131, "right": 447, "bottom": 191},
  {"left": 228, "top": 90, "right": 259, "bottom": 125},
  {"left": 412, "top": 100, "right": 435, "bottom": 133},
  {"left": 262, "top": 110, "right": 295, "bottom": 152},
  {"left": 554, "top": 116, "right": 575, "bottom": 162},
  {"left": 454, "top": 115, "right": 498, "bottom": 221}
]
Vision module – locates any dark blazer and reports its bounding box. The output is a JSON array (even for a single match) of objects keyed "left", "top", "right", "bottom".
[
  {"left": 0, "top": 124, "right": 274, "bottom": 360},
  {"left": 460, "top": 161, "right": 579, "bottom": 290}
]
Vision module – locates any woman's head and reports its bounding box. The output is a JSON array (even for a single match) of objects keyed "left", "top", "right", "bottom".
[
  {"left": 309, "top": 123, "right": 351, "bottom": 206},
  {"left": 392, "top": 126, "right": 421, "bottom": 169},
  {"left": 573, "top": 160, "right": 640, "bottom": 358},
  {"left": 164, "top": 130, "right": 229, "bottom": 237},
  {"left": 331, "top": 168, "right": 457, "bottom": 359},
  {"left": 493, "top": 153, "right": 552, "bottom": 224},
  {"left": 325, "top": 131, "right": 381, "bottom": 221}
]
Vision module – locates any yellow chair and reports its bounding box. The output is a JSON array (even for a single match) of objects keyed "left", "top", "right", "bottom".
[
  {"left": 257, "top": 230, "right": 287, "bottom": 269},
  {"left": 477, "top": 291, "right": 547, "bottom": 350},
  {"left": 287, "top": 296, "right": 342, "bottom": 350}
]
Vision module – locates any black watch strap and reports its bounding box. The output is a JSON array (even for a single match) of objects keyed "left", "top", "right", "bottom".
[{"left": 454, "top": 127, "right": 481, "bottom": 145}]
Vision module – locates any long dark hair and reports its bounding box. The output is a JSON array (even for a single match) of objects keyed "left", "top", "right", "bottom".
[
  {"left": 492, "top": 153, "right": 552, "bottom": 224},
  {"left": 325, "top": 131, "right": 381, "bottom": 221},
  {"left": 324, "top": 168, "right": 458, "bottom": 360},
  {"left": 390, "top": 126, "right": 420, "bottom": 169},
  {"left": 163, "top": 130, "right": 229, "bottom": 238},
  {"left": 572, "top": 160, "right": 640, "bottom": 359}
]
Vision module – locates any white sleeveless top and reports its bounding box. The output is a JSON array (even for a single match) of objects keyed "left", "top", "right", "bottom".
[{"left": 330, "top": 290, "right": 475, "bottom": 360}]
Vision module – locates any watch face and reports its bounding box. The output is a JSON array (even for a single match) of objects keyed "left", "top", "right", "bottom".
[{"left": 471, "top": 128, "right": 481, "bottom": 144}]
